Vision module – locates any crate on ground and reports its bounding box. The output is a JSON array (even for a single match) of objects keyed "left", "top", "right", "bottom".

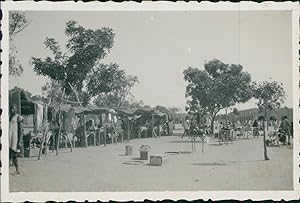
[
  {"left": 125, "top": 145, "right": 133, "bottom": 155},
  {"left": 150, "top": 154, "right": 168, "bottom": 166},
  {"left": 140, "top": 150, "right": 149, "bottom": 160},
  {"left": 139, "top": 145, "right": 151, "bottom": 160}
]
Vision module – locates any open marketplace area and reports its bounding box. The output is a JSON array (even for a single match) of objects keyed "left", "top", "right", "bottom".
[
  {"left": 9, "top": 90, "right": 293, "bottom": 191},
  {"left": 6, "top": 9, "right": 295, "bottom": 192}
]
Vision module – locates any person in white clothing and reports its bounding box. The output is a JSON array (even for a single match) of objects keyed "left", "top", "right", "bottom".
[{"left": 9, "top": 105, "right": 24, "bottom": 174}]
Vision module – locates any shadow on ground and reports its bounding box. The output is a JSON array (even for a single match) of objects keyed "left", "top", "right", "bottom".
[
  {"left": 169, "top": 140, "right": 203, "bottom": 144},
  {"left": 192, "top": 162, "right": 227, "bottom": 166}
]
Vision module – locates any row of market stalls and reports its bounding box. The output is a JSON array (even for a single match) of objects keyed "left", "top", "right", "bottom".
[{"left": 9, "top": 89, "right": 173, "bottom": 159}]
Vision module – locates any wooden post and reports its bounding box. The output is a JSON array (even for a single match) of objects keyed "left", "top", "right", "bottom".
[
  {"left": 38, "top": 125, "right": 48, "bottom": 160},
  {"left": 38, "top": 103, "right": 49, "bottom": 159}
]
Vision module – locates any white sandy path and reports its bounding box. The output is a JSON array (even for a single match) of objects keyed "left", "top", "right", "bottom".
[{"left": 9, "top": 134, "right": 292, "bottom": 192}]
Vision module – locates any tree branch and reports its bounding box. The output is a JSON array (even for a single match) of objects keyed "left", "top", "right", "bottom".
[{"left": 10, "top": 22, "right": 30, "bottom": 36}]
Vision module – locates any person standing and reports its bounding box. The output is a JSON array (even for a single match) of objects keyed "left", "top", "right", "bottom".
[
  {"left": 9, "top": 105, "right": 24, "bottom": 174},
  {"left": 115, "top": 117, "right": 123, "bottom": 142},
  {"left": 181, "top": 118, "right": 190, "bottom": 138},
  {"left": 281, "top": 116, "right": 291, "bottom": 145},
  {"left": 252, "top": 119, "right": 259, "bottom": 138}
]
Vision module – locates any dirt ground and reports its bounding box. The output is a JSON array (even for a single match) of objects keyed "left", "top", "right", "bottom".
[{"left": 9, "top": 128, "right": 293, "bottom": 192}]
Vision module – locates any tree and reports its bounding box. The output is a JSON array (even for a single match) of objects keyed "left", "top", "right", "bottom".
[
  {"left": 9, "top": 11, "right": 30, "bottom": 76},
  {"left": 252, "top": 81, "right": 286, "bottom": 160},
  {"left": 92, "top": 63, "right": 139, "bottom": 108},
  {"left": 119, "top": 100, "right": 145, "bottom": 109},
  {"left": 42, "top": 80, "right": 91, "bottom": 106},
  {"left": 32, "top": 20, "right": 115, "bottom": 98},
  {"left": 32, "top": 21, "right": 115, "bottom": 152},
  {"left": 183, "top": 59, "right": 252, "bottom": 132},
  {"left": 41, "top": 81, "right": 63, "bottom": 105}
]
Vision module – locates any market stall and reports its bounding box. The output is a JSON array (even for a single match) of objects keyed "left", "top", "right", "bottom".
[{"left": 9, "top": 89, "right": 48, "bottom": 158}]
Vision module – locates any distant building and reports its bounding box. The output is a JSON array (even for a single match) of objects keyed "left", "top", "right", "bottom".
[{"left": 216, "top": 107, "right": 293, "bottom": 123}]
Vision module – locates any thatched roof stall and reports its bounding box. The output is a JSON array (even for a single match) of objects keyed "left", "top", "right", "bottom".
[
  {"left": 9, "top": 89, "right": 36, "bottom": 115},
  {"left": 71, "top": 106, "right": 117, "bottom": 147},
  {"left": 9, "top": 89, "right": 47, "bottom": 132},
  {"left": 134, "top": 108, "right": 155, "bottom": 116},
  {"left": 83, "top": 106, "right": 114, "bottom": 115},
  {"left": 114, "top": 108, "right": 138, "bottom": 141},
  {"left": 115, "top": 108, "right": 136, "bottom": 117},
  {"left": 132, "top": 108, "right": 169, "bottom": 138}
]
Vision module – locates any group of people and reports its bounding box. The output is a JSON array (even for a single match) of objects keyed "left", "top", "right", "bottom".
[
  {"left": 137, "top": 118, "right": 174, "bottom": 139},
  {"left": 181, "top": 117, "right": 209, "bottom": 139},
  {"left": 74, "top": 115, "right": 125, "bottom": 146},
  {"left": 180, "top": 115, "right": 293, "bottom": 145},
  {"left": 267, "top": 116, "right": 292, "bottom": 146},
  {"left": 8, "top": 104, "right": 175, "bottom": 174}
]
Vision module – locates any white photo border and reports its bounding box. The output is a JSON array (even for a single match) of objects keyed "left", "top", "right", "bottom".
[{"left": 1, "top": 1, "right": 299, "bottom": 201}]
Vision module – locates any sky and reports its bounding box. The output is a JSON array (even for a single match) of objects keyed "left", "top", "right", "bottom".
[{"left": 10, "top": 11, "right": 293, "bottom": 113}]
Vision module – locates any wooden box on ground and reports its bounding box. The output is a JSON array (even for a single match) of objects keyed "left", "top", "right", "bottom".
[
  {"left": 140, "top": 150, "right": 149, "bottom": 160},
  {"left": 150, "top": 154, "right": 168, "bottom": 166},
  {"left": 125, "top": 145, "right": 133, "bottom": 155}
]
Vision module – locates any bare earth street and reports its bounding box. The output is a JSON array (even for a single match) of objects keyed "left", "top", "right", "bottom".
[{"left": 10, "top": 128, "right": 293, "bottom": 192}]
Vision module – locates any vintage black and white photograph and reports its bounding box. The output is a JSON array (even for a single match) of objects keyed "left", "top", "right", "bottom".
[{"left": 1, "top": 1, "right": 299, "bottom": 201}]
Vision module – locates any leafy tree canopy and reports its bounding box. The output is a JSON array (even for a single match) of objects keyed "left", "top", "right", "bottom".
[
  {"left": 32, "top": 20, "right": 115, "bottom": 95},
  {"left": 9, "top": 11, "right": 30, "bottom": 37},
  {"left": 9, "top": 11, "right": 30, "bottom": 76},
  {"left": 92, "top": 63, "right": 139, "bottom": 108},
  {"left": 183, "top": 59, "right": 252, "bottom": 129},
  {"left": 184, "top": 59, "right": 252, "bottom": 117},
  {"left": 252, "top": 81, "right": 286, "bottom": 112}
]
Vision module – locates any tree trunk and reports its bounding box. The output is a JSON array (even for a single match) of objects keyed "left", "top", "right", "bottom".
[
  {"left": 56, "top": 88, "right": 65, "bottom": 156},
  {"left": 263, "top": 111, "right": 269, "bottom": 160},
  {"left": 225, "top": 108, "right": 228, "bottom": 126},
  {"left": 127, "top": 120, "right": 130, "bottom": 141},
  {"left": 82, "top": 114, "right": 87, "bottom": 147},
  {"left": 210, "top": 114, "right": 216, "bottom": 134},
  {"left": 104, "top": 125, "right": 107, "bottom": 147}
]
